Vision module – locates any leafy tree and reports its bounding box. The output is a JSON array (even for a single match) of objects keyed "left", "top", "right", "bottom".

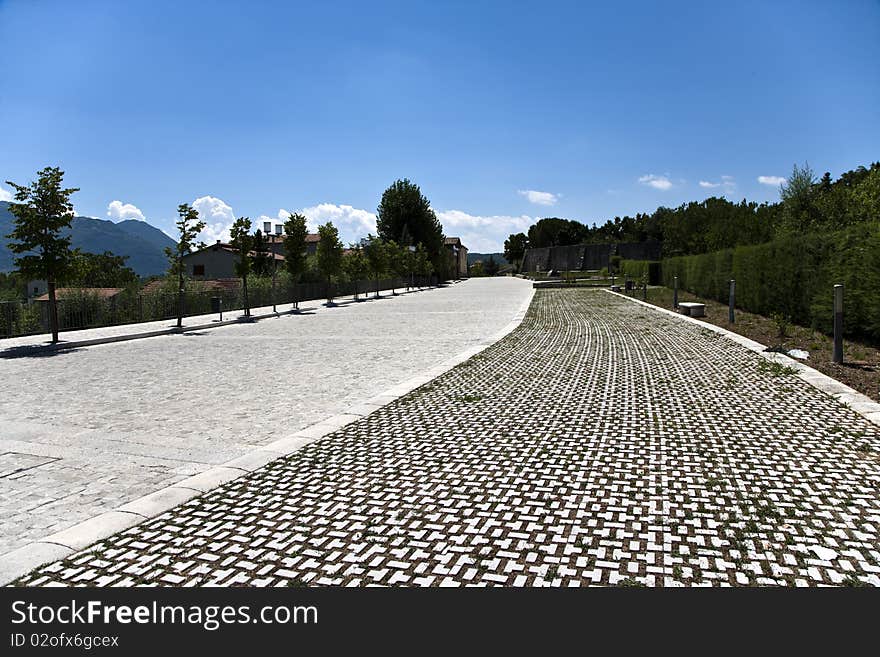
[
  {"left": 363, "top": 234, "right": 389, "bottom": 297},
  {"left": 68, "top": 250, "right": 139, "bottom": 288},
  {"left": 469, "top": 261, "right": 485, "bottom": 277},
  {"left": 165, "top": 203, "right": 206, "bottom": 328},
  {"left": 4, "top": 166, "right": 79, "bottom": 342},
  {"left": 377, "top": 178, "right": 445, "bottom": 277},
  {"left": 387, "top": 240, "right": 410, "bottom": 294},
  {"left": 414, "top": 243, "right": 433, "bottom": 287},
  {"left": 343, "top": 243, "right": 370, "bottom": 300},
  {"left": 485, "top": 254, "right": 500, "bottom": 276},
  {"left": 0, "top": 272, "right": 25, "bottom": 301},
  {"left": 251, "top": 229, "right": 272, "bottom": 277},
  {"left": 282, "top": 212, "right": 309, "bottom": 308},
  {"left": 230, "top": 217, "right": 253, "bottom": 317},
  {"left": 504, "top": 233, "right": 529, "bottom": 271},
  {"left": 527, "top": 217, "right": 590, "bottom": 248},
  {"left": 316, "top": 222, "right": 343, "bottom": 303}
]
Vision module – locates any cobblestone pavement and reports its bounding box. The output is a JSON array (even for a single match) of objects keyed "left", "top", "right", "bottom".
[
  {"left": 0, "top": 278, "right": 532, "bottom": 555},
  {"left": 15, "top": 289, "right": 880, "bottom": 587}
]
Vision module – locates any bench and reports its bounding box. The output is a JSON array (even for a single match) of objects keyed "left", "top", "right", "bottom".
[{"left": 677, "top": 302, "right": 706, "bottom": 317}]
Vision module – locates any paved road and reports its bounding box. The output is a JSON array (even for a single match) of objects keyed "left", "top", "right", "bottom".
[
  {"left": 15, "top": 289, "right": 880, "bottom": 586},
  {"left": 0, "top": 278, "right": 532, "bottom": 556}
]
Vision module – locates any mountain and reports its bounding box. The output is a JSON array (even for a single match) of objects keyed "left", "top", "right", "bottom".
[
  {"left": 0, "top": 201, "right": 176, "bottom": 277},
  {"left": 467, "top": 252, "right": 508, "bottom": 266}
]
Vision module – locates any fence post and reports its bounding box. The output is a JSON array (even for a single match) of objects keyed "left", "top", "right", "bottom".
[
  {"left": 673, "top": 276, "right": 678, "bottom": 309},
  {"left": 833, "top": 284, "right": 844, "bottom": 364},
  {"left": 728, "top": 279, "right": 735, "bottom": 324}
]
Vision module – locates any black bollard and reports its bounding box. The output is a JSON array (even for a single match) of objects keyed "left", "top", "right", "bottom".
[
  {"left": 729, "top": 279, "right": 735, "bottom": 324},
  {"left": 673, "top": 276, "right": 678, "bottom": 310},
  {"left": 833, "top": 284, "right": 843, "bottom": 364}
]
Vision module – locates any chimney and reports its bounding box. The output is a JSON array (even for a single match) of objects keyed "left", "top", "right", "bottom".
[
  {"left": 275, "top": 224, "right": 282, "bottom": 236},
  {"left": 263, "top": 221, "right": 272, "bottom": 234}
]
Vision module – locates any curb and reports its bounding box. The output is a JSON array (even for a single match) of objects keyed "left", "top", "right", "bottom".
[
  {"left": 0, "top": 283, "right": 536, "bottom": 586},
  {"left": 607, "top": 289, "right": 880, "bottom": 427}
]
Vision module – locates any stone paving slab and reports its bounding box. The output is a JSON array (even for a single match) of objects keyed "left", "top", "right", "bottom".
[
  {"left": 0, "top": 278, "right": 532, "bottom": 557},
  {"left": 11, "top": 289, "right": 880, "bottom": 587}
]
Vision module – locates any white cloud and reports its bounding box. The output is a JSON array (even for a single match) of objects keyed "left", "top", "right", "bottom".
[
  {"left": 638, "top": 174, "right": 673, "bottom": 190},
  {"left": 698, "top": 175, "right": 736, "bottom": 195},
  {"left": 0, "top": 185, "right": 12, "bottom": 202},
  {"left": 299, "top": 203, "right": 378, "bottom": 245},
  {"left": 517, "top": 189, "right": 558, "bottom": 206},
  {"left": 106, "top": 200, "right": 146, "bottom": 222},
  {"left": 192, "top": 195, "right": 236, "bottom": 244},
  {"left": 435, "top": 209, "right": 533, "bottom": 253},
  {"left": 758, "top": 175, "right": 786, "bottom": 186}
]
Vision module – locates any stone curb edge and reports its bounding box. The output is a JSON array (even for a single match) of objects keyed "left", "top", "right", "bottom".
[
  {"left": 607, "top": 289, "right": 880, "bottom": 426},
  {"left": 0, "top": 284, "right": 536, "bottom": 586}
]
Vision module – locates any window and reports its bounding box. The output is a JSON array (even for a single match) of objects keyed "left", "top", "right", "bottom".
[{"left": 193, "top": 264, "right": 205, "bottom": 276}]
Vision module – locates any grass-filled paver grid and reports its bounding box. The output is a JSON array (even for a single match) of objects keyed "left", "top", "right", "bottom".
[{"left": 17, "top": 289, "right": 880, "bottom": 587}]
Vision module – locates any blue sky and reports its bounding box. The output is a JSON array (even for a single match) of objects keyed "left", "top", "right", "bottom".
[{"left": 1, "top": 0, "right": 878, "bottom": 251}]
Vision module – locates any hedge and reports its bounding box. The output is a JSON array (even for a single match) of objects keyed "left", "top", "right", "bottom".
[
  {"left": 620, "top": 260, "right": 661, "bottom": 285},
  {"left": 661, "top": 224, "right": 880, "bottom": 341}
]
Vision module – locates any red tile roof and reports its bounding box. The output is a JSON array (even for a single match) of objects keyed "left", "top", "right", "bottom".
[{"left": 34, "top": 288, "right": 124, "bottom": 301}]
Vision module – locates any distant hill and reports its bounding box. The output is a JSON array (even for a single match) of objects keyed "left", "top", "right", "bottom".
[
  {"left": 467, "top": 252, "right": 508, "bottom": 266},
  {"left": 0, "top": 201, "right": 176, "bottom": 277}
]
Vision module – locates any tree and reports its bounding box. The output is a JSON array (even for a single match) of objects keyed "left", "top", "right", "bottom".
[
  {"left": 470, "top": 261, "right": 485, "bottom": 277},
  {"left": 377, "top": 179, "right": 445, "bottom": 277},
  {"left": 504, "top": 233, "right": 529, "bottom": 271},
  {"left": 387, "top": 240, "right": 409, "bottom": 294},
  {"left": 251, "top": 229, "right": 272, "bottom": 277},
  {"left": 779, "top": 162, "right": 817, "bottom": 234},
  {"left": 414, "top": 244, "right": 433, "bottom": 287},
  {"left": 4, "top": 166, "right": 79, "bottom": 342},
  {"left": 316, "top": 222, "right": 343, "bottom": 303},
  {"left": 485, "top": 254, "right": 500, "bottom": 276},
  {"left": 165, "top": 203, "right": 205, "bottom": 328},
  {"left": 230, "top": 217, "right": 253, "bottom": 317},
  {"left": 343, "top": 243, "right": 370, "bottom": 300},
  {"left": 68, "top": 250, "right": 139, "bottom": 288},
  {"left": 282, "top": 212, "right": 309, "bottom": 309},
  {"left": 363, "top": 234, "right": 389, "bottom": 297}
]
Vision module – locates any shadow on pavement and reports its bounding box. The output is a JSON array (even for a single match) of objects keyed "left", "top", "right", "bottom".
[{"left": 0, "top": 344, "right": 84, "bottom": 359}]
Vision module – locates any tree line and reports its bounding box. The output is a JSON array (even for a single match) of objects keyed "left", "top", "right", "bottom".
[
  {"left": 504, "top": 161, "right": 880, "bottom": 266},
  {"left": 4, "top": 168, "right": 450, "bottom": 342}
]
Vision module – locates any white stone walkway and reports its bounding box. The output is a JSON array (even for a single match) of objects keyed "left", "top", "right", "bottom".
[{"left": 0, "top": 278, "right": 533, "bottom": 557}]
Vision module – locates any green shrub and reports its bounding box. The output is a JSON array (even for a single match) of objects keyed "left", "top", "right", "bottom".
[
  {"left": 662, "top": 224, "right": 880, "bottom": 341},
  {"left": 620, "top": 260, "right": 660, "bottom": 284}
]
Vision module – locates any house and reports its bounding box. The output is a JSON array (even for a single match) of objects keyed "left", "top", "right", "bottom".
[
  {"left": 258, "top": 222, "right": 322, "bottom": 257},
  {"left": 180, "top": 241, "right": 286, "bottom": 279},
  {"left": 141, "top": 278, "right": 241, "bottom": 295},
  {"left": 32, "top": 288, "right": 124, "bottom": 302},
  {"left": 444, "top": 237, "right": 468, "bottom": 279}
]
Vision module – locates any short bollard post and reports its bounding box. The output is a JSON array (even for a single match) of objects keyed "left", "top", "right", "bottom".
[
  {"left": 673, "top": 276, "right": 679, "bottom": 309},
  {"left": 833, "top": 284, "right": 844, "bottom": 364},
  {"left": 728, "top": 279, "right": 735, "bottom": 324},
  {"left": 642, "top": 282, "right": 647, "bottom": 301}
]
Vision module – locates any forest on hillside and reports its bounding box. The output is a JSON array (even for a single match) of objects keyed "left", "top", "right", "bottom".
[{"left": 505, "top": 162, "right": 880, "bottom": 263}]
